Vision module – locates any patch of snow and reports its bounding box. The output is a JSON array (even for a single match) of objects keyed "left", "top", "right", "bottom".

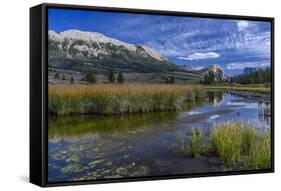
[
  {"left": 49, "top": 29, "right": 137, "bottom": 52},
  {"left": 73, "top": 44, "right": 89, "bottom": 52}
]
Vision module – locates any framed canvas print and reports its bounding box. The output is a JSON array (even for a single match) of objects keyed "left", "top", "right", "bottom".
[{"left": 30, "top": 3, "right": 274, "bottom": 187}]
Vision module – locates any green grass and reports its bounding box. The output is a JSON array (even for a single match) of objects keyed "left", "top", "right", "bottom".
[
  {"left": 210, "top": 121, "right": 271, "bottom": 169},
  {"left": 243, "top": 132, "right": 271, "bottom": 169},
  {"left": 172, "top": 122, "right": 271, "bottom": 169},
  {"left": 210, "top": 122, "right": 244, "bottom": 167},
  {"left": 48, "top": 84, "right": 203, "bottom": 115},
  {"left": 189, "top": 129, "right": 204, "bottom": 158},
  {"left": 204, "top": 84, "right": 270, "bottom": 94},
  {"left": 241, "top": 126, "right": 256, "bottom": 154}
]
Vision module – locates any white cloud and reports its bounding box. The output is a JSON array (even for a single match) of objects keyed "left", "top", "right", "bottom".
[
  {"left": 227, "top": 61, "right": 270, "bottom": 70},
  {"left": 237, "top": 21, "right": 249, "bottom": 31},
  {"left": 178, "top": 52, "right": 220, "bottom": 61},
  {"left": 192, "top": 66, "right": 204, "bottom": 70}
]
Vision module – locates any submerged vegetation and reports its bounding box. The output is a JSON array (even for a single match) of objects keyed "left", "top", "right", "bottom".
[
  {"left": 48, "top": 84, "right": 203, "bottom": 115},
  {"left": 48, "top": 112, "right": 178, "bottom": 139}
]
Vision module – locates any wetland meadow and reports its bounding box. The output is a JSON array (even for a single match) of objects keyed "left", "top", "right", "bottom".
[{"left": 48, "top": 84, "right": 271, "bottom": 182}]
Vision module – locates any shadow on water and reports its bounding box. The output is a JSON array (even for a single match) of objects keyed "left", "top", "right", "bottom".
[
  {"left": 48, "top": 112, "right": 179, "bottom": 141},
  {"left": 48, "top": 98, "right": 205, "bottom": 140}
]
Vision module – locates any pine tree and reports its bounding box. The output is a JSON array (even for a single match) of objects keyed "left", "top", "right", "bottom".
[
  {"left": 209, "top": 71, "right": 215, "bottom": 84},
  {"left": 54, "top": 72, "right": 59, "bottom": 79},
  {"left": 85, "top": 73, "right": 97, "bottom": 84},
  {"left": 61, "top": 75, "right": 66, "bottom": 80},
  {"left": 204, "top": 74, "right": 208, "bottom": 84},
  {"left": 117, "top": 72, "right": 124, "bottom": 83},
  {"left": 169, "top": 76, "right": 175, "bottom": 84},
  {"left": 108, "top": 70, "right": 115, "bottom": 83},
  {"left": 70, "top": 76, "right": 74, "bottom": 84}
]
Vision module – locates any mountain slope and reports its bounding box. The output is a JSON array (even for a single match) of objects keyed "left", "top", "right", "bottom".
[{"left": 48, "top": 30, "right": 181, "bottom": 73}]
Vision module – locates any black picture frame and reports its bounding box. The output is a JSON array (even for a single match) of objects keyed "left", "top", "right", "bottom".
[{"left": 30, "top": 3, "right": 275, "bottom": 187}]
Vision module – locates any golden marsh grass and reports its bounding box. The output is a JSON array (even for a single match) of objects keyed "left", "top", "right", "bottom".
[{"left": 48, "top": 84, "right": 203, "bottom": 115}]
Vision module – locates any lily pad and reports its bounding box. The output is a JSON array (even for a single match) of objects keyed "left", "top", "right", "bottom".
[
  {"left": 61, "top": 164, "right": 83, "bottom": 173},
  {"left": 105, "top": 161, "right": 113, "bottom": 166},
  {"left": 65, "top": 155, "right": 79, "bottom": 163},
  {"left": 115, "top": 167, "right": 128, "bottom": 175},
  {"left": 88, "top": 159, "right": 105, "bottom": 168}
]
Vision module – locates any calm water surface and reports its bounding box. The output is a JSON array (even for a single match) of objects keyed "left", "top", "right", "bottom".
[{"left": 48, "top": 91, "right": 271, "bottom": 182}]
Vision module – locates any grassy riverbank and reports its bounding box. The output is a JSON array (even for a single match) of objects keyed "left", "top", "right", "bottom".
[
  {"left": 176, "top": 122, "right": 271, "bottom": 170},
  {"left": 211, "top": 122, "right": 271, "bottom": 169},
  {"left": 48, "top": 84, "right": 203, "bottom": 115},
  {"left": 203, "top": 84, "right": 271, "bottom": 94}
]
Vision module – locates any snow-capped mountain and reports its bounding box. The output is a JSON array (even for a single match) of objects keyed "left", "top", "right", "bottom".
[
  {"left": 47, "top": 30, "right": 207, "bottom": 83},
  {"left": 48, "top": 30, "right": 226, "bottom": 82},
  {"left": 48, "top": 30, "right": 176, "bottom": 74}
]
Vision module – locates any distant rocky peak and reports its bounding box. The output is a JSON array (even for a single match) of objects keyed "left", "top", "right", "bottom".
[{"left": 198, "top": 64, "right": 226, "bottom": 79}]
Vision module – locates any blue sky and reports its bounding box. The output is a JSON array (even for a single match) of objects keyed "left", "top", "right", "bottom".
[{"left": 48, "top": 8, "right": 271, "bottom": 75}]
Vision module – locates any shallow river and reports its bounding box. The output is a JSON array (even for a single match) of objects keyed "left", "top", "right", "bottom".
[{"left": 48, "top": 91, "right": 271, "bottom": 182}]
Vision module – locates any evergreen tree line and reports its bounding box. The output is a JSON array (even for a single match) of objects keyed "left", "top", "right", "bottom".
[
  {"left": 202, "top": 71, "right": 216, "bottom": 84},
  {"left": 164, "top": 76, "right": 175, "bottom": 84},
  {"left": 229, "top": 68, "right": 271, "bottom": 84},
  {"left": 81, "top": 70, "right": 124, "bottom": 84},
  {"left": 201, "top": 71, "right": 227, "bottom": 84},
  {"left": 201, "top": 68, "right": 271, "bottom": 85},
  {"left": 53, "top": 70, "right": 125, "bottom": 84},
  {"left": 54, "top": 73, "right": 66, "bottom": 81},
  {"left": 107, "top": 70, "right": 124, "bottom": 83}
]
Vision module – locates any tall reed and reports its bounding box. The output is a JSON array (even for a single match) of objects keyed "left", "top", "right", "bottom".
[
  {"left": 48, "top": 84, "right": 203, "bottom": 115},
  {"left": 243, "top": 131, "right": 271, "bottom": 169},
  {"left": 210, "top": 121, "right": 271, "bottom": 169},
  {"left": 189, "top": 129, "right": 204, "bottom": 158}
]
